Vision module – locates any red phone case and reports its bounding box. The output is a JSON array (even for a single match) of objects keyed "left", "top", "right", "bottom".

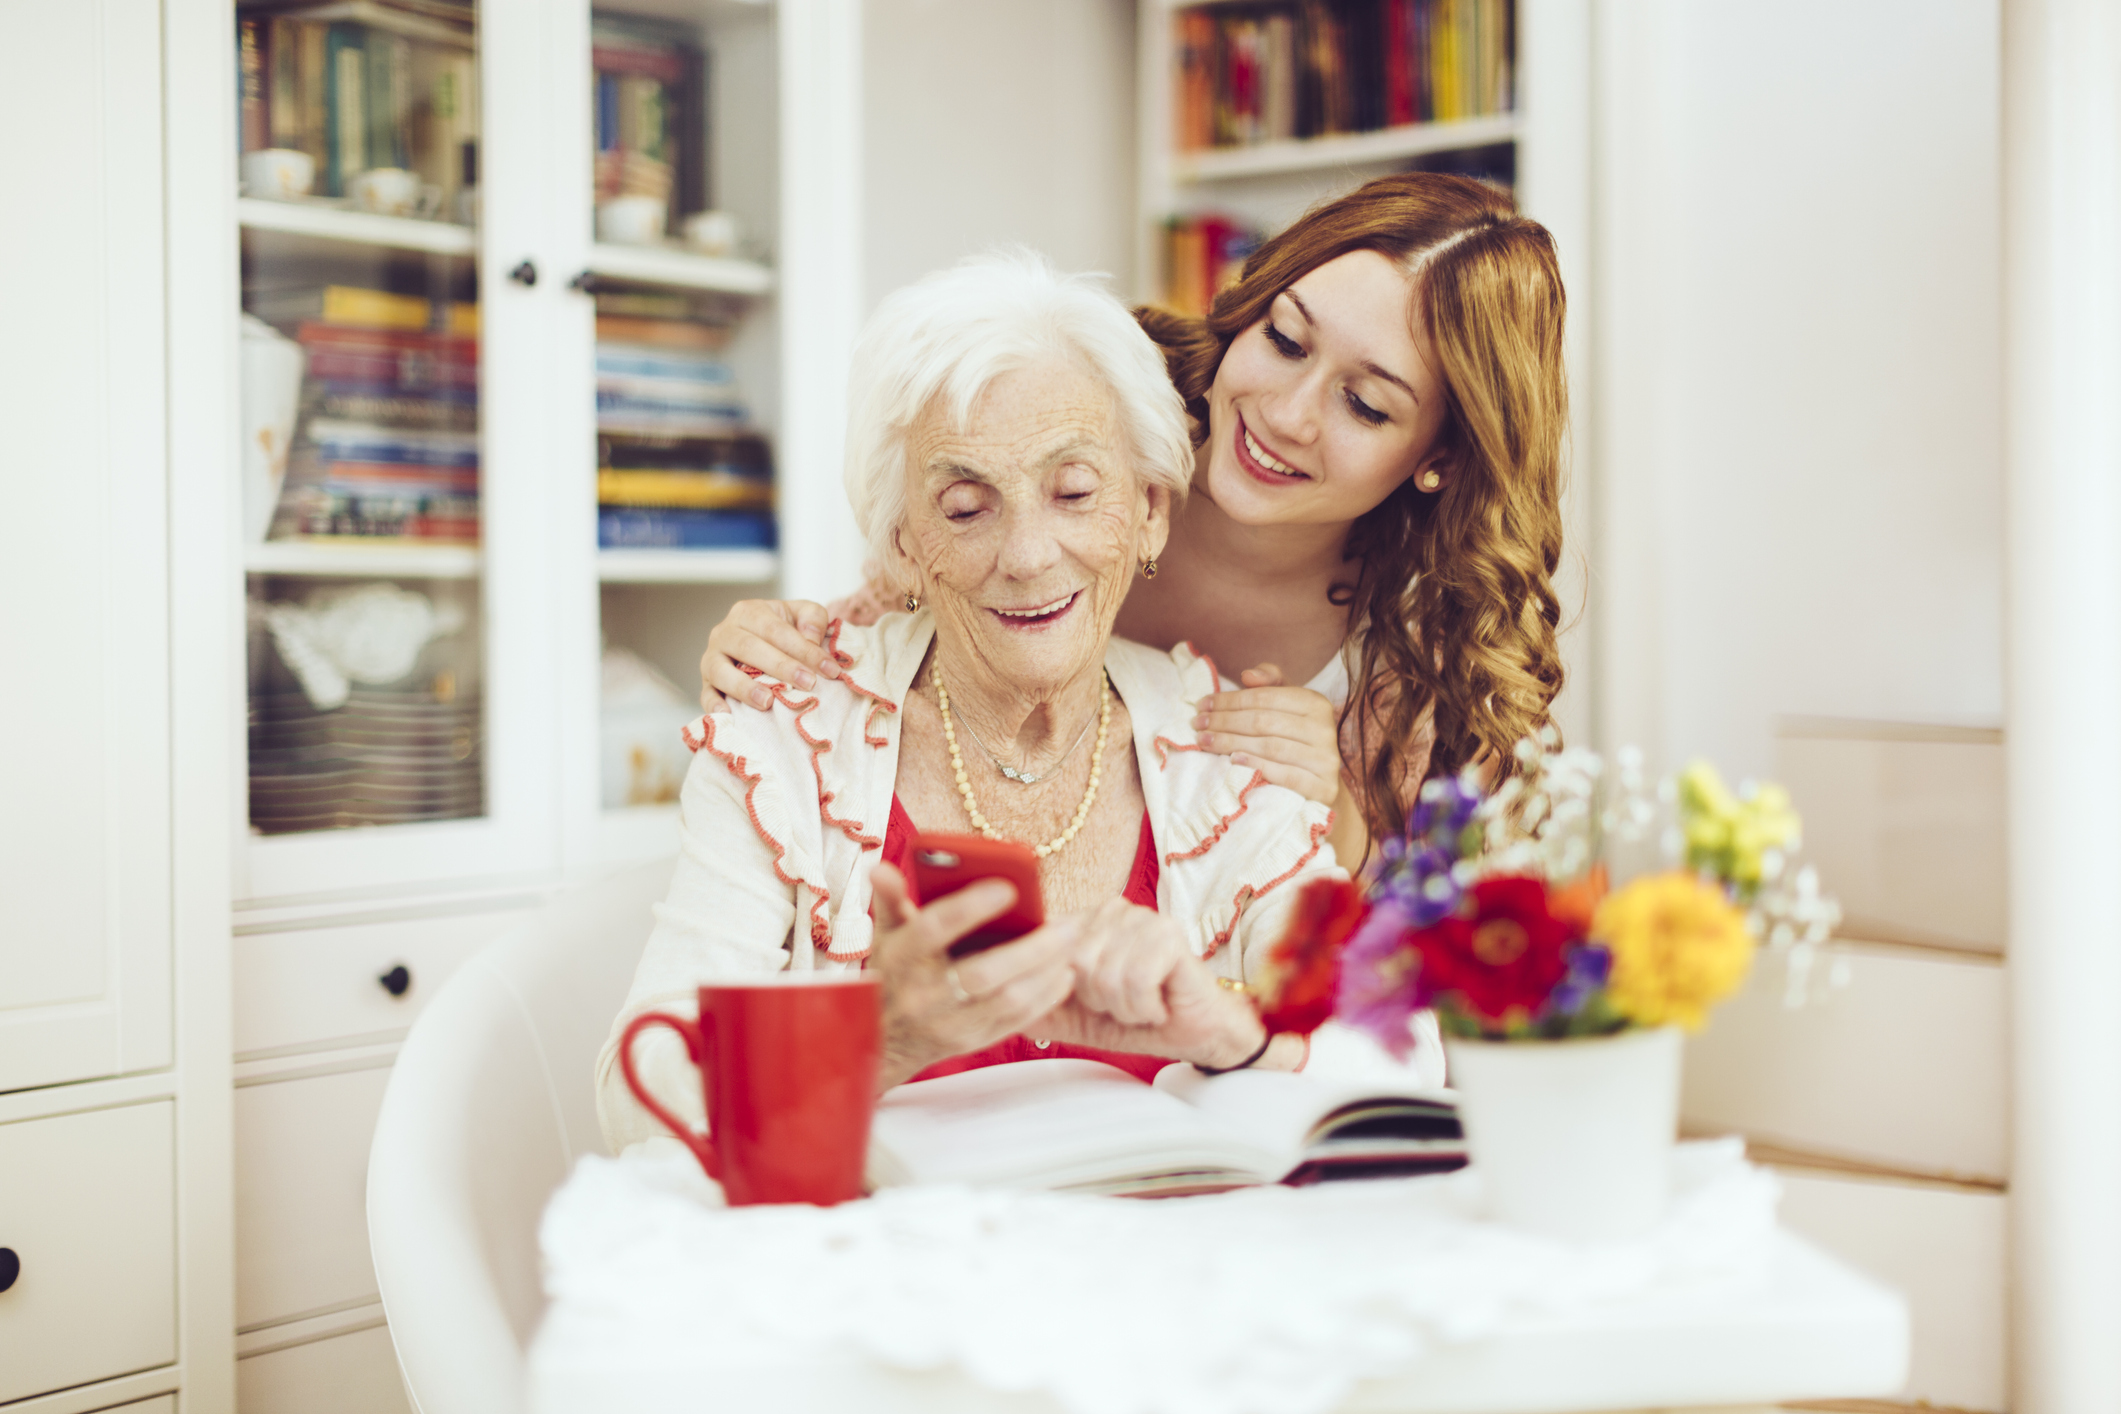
[{"left": 907, "top": 832, "right": 1045, "bottom": 958}]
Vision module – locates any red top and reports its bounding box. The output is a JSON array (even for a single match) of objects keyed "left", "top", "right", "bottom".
[{"left": 881, "top": 796, "right": 1172, "bottom": 1084}]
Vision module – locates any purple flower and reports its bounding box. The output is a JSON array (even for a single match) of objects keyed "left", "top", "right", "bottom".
[
  {"left": 1333, "top": 901, "right": 1426, "bottom": 1057},
  {"left": 1548, "top": 942, "right": 1613, "bottom": 1018}
]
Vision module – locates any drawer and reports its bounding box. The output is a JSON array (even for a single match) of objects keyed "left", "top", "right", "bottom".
[
  {"left": 1682, "top": 943, "right": 2006, "bottom": 1182},
  {"left": 1778, "top": 1171, "right": 2005, "bottom": 1413},
  {"left": 0, "top": 1102, "right": 175, "bottom": 1403},
  {"left": 1776, "top": 729, "right": 2005, "bottom": 954},
  {"left": 238, "top": 1324, "right": 412, "bottom": 1414},
  {"left": 89, "top": 1399, "right": 175, "bottom": 1413},
  {"left": 235, "top": 906, "right": 535, "bottom": 1058},
  {"left": 235, "top": 1066, "right": 392, "bottom": 1330}
]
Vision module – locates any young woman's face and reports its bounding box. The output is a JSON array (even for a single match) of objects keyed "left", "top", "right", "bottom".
[{"left": 1202, "top": 249, "right": 1451, "bottom": 528}]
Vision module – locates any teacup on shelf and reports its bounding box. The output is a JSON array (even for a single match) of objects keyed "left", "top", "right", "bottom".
[
  {"left": 598, "top": 194, "right": 668, "bottom": 247},
  {"left": 349, "top": 167, "right": 438, "bottom": 219},
  {"left": 242, "top": 148, "right": 314, "bottom": 201}
]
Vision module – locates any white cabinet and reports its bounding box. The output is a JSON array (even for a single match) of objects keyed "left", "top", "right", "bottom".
[
  {"left": 0, "top": 1103, "right": 176, "bottom": 1404},
  {"left": 0, "top": 0, "right": 171, "bottom": 1093},
  {"left": 235, "top": 1068, "right": 393, "bottom": 1331},
  {"left": 0, "top": 2, "right": 234, "bottom": 1409}
]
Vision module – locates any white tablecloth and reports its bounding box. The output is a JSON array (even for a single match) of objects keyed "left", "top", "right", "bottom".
[{"left": 529, "top": 1139, "right": 1909, "bottom": 1414}]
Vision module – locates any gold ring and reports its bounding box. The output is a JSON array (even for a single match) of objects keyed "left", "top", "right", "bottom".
[{"left": 947, "top": 966, "right": 972, "bottom": 1005}]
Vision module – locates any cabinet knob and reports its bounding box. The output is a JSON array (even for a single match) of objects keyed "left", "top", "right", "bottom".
[
  {"left": 379, "top": 965, "right": 412, "bottom": 998},
  {"left": 0, "top": 1248, "right": 18, "bottom": 1294},
  {"left": 508, "top": 259, "right": 538, "bottom": 287},
  {"left": 569, "top": 269, "right": 600, "bottom": 294}
]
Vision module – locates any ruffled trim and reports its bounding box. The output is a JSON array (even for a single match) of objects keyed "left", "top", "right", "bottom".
[
  {"left": 1151, "top": 734, "right": 1208, "bottom": 770},
  {"left": 684, "top": 714, "right": 834, "bottom": 951},
  {"left": 825, "top": 617, "right": 900, "bottom": 748},
  {"left": 683, "top": 684, "right": 882, "bottom": 854},
  {"left": 1164, "top": 767, "right": 1266, "bottom": 866},
  {"left": 1204, "top": 815, "right": 1331, "bottom": 960}
]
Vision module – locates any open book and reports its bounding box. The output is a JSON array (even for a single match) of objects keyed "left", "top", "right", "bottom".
[{"left": 869, "top": 1058, "right": 1464, "bottom": 1197}]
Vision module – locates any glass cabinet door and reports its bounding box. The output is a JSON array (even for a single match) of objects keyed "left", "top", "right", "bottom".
[
  {"left": 233, "top": 0, "right": 559, "bottom": 897},
  {"left": 237, "top": 2, "right": 485, "bottom": 839}
]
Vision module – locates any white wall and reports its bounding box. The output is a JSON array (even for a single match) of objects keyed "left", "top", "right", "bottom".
[
  {"left": 1593, "top": 0, "right": 2003, "bottom": 778},
  {"left": 862, "top": 0, "right": 1138, "bottom": 305}
]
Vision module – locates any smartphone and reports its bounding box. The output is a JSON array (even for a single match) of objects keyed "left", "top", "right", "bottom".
[{"left": 907, "top": 831, "right": 1045, "bottom": 959}]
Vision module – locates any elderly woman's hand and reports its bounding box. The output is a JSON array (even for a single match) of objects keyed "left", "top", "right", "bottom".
[
  {"left": 1034, "top": 901, "right": 1281, "bottom": 1071},
  {"left": 869, "top": 863, "right": 1084, "bottom": 1090},
  {"left": 1192, "top": 664, "right": 1344, "bottom": 805}
]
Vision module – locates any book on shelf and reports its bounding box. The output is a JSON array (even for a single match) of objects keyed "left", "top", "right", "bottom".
[
  {"left": 299, "top": 322, "right": 478, "bottom": 391},
  {"left": 306, "top": 419, "right": 478, "bottom": 467},
  {"left": 1173, "top": 0, "right": 1515, "bottom": 152},
  {"left": 591, "top": 9, "right": 708, "bottom": 237},
  {"left": 247, "top": 285, "right": 471, "bottom": 334},
  {"left": 1160, "top": 214, "right": 1262, "bottom": 319},
  {"left": 599, "top": 430, "right": 769, "bottom": 474},
  {"left": 593, "top": 288, "right": 743, "bottom": 324},
  {"left": 597, "top": 507, "right": 775, "bottom": 551},
  {"left": 869, "top": 1058, "right": 1464, "bottom": 1196},
  {"left": 595, "top": 469, "right": 772, "bottom": 511},
  {"left": 237, "top": 0, "right": 477, "bottom": 210},
  {"left": 595, "top": 344, "right": 750, "bottom": 436},
  {"left": 594, "top": 314, "right": 730, "bottom": 351}
]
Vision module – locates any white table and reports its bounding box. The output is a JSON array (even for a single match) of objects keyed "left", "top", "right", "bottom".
[{"left": 529, "top": 1148, "right": 1908, "bottom": 1414}]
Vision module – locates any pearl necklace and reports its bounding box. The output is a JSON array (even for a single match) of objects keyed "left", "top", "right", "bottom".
[{"left": 936, "top": 671, "right": 1111, "bottom": 859}]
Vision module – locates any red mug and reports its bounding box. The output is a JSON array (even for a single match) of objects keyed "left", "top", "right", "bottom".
[{"left": 618, "top": 973, "right": 882, "bottom": 1206}]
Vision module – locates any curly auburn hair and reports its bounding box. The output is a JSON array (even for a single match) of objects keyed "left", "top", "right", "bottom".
[{"left": 1136, "top": 172, "right": 1568, "bottom": 845}]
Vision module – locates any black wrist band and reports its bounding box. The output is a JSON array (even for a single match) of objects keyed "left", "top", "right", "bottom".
[{"left": 1196, "top": 1026, "right": 1274, "bottom": 1075}]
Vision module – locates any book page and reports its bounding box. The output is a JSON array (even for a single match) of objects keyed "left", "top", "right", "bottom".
[
  {"left": 869, "top": 1060, "right": 1284, "bottom": 1191},
  {"left": 1155, "top": 1038, "right": 1458, "bottom": 1171}
]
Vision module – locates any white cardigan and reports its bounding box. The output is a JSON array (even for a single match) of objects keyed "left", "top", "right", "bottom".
[{"left": 595, "top": 611, "right": 1343, "bottom": 1152}]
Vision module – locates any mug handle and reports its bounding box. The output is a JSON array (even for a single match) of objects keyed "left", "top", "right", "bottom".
[{"left": 617, "top": 1010, "right": 720, "bottom": 1180}]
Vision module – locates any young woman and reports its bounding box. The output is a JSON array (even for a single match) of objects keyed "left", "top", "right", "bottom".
[{"left": 698, "top": 172, "right": 1569, "bottom": 869}]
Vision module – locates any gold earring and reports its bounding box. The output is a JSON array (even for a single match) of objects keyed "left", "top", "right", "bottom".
[
  {"left": 1418, "top": 468, "right": 1442, "bottom": 492},
  {"left": 1140, "top": 558, "right": 1159, "bottom": 580},
  {"left": 904, "top": 592, "right": 920, "bottom": 612}
]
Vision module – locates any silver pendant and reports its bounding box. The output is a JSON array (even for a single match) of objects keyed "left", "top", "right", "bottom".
[{"left": 1000, "top": 765, "right": 1040, "bottom": 784}]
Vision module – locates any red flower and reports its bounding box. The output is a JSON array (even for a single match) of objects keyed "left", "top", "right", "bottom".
[
  {"left": 1410, "top": 875, "right": 1573, "bottom": 1028},
  {"left": 1257, "top": 876, "right": 1366, "bottom": 1035}
]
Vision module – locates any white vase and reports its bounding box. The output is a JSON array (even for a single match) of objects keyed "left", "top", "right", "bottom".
[{"left": 1443, "top": 1025, "right": 1683, "bottom": 1243}]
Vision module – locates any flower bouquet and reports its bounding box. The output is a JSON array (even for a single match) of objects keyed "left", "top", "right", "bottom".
[{"left": 1257, "top": 731, "right": 1841, "bottom": 1241}]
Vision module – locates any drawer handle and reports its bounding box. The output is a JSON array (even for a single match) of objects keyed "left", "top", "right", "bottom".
[
  {"left": 0, "top": 1247, "right": 17, "bottom": 1294},
  {"left": 379, "top": 965, "right": 413, "bottom": 998}
]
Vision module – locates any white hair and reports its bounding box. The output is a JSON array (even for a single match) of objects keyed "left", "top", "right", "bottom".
[{"left": 843, "top": 249, "right": 1194, "bottom": 577}]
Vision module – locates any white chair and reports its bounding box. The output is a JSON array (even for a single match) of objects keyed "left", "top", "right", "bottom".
[{"left": 367, "top": 858, "right": 675, "bottom": 1414}]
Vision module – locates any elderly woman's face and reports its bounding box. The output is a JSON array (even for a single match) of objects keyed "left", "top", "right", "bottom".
[{"left": 898, "top": 360, "right": 1167, "bottom": 696}]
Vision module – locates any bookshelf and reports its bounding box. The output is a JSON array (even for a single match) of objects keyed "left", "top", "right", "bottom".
[
  {"left": 1136, "top": 0, "right": 1526, "bottom": 311},
  {"left": 1173, "top": 112, "right": 1520, "bottom": 183},
  {"left": 244, "top": 540, "right": 483, "bottom": 578},
  {"left": 596, "top": 547, "right": 779, "bottom": 582},
  {"left": 584, "top": 241, "right": 774, "bottom": 294},
  {"left": 237, "top": 195, "right": 478, "bottom": 256}
]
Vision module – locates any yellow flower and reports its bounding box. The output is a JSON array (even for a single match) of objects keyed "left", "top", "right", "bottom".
[
  {"left": 1591, "top": 870, "right": 1755, "bottom": 1031},
  {"left": 1677, "top": 761, "right": 1800, "bottom": 894}
]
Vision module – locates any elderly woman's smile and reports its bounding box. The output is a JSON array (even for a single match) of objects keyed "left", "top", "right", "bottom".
[{"left": 901, "top": 359, "right": 1156, "bottom": 707}]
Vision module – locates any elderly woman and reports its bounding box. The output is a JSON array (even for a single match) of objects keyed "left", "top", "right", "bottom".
[{"left": 597, "top": 253, "right": 1343, "bottom": 1152}]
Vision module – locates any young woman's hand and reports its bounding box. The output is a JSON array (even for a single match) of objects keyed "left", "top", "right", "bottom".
[
  {"left": 697, "top": 599, "right": 838, "bottom": 711},
  {"left": 868, "top": 864, "right": 1083, "bottom": 1090},
  {"left": 1191, "top": 664, "right": 1345, "bottom": 805}
]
